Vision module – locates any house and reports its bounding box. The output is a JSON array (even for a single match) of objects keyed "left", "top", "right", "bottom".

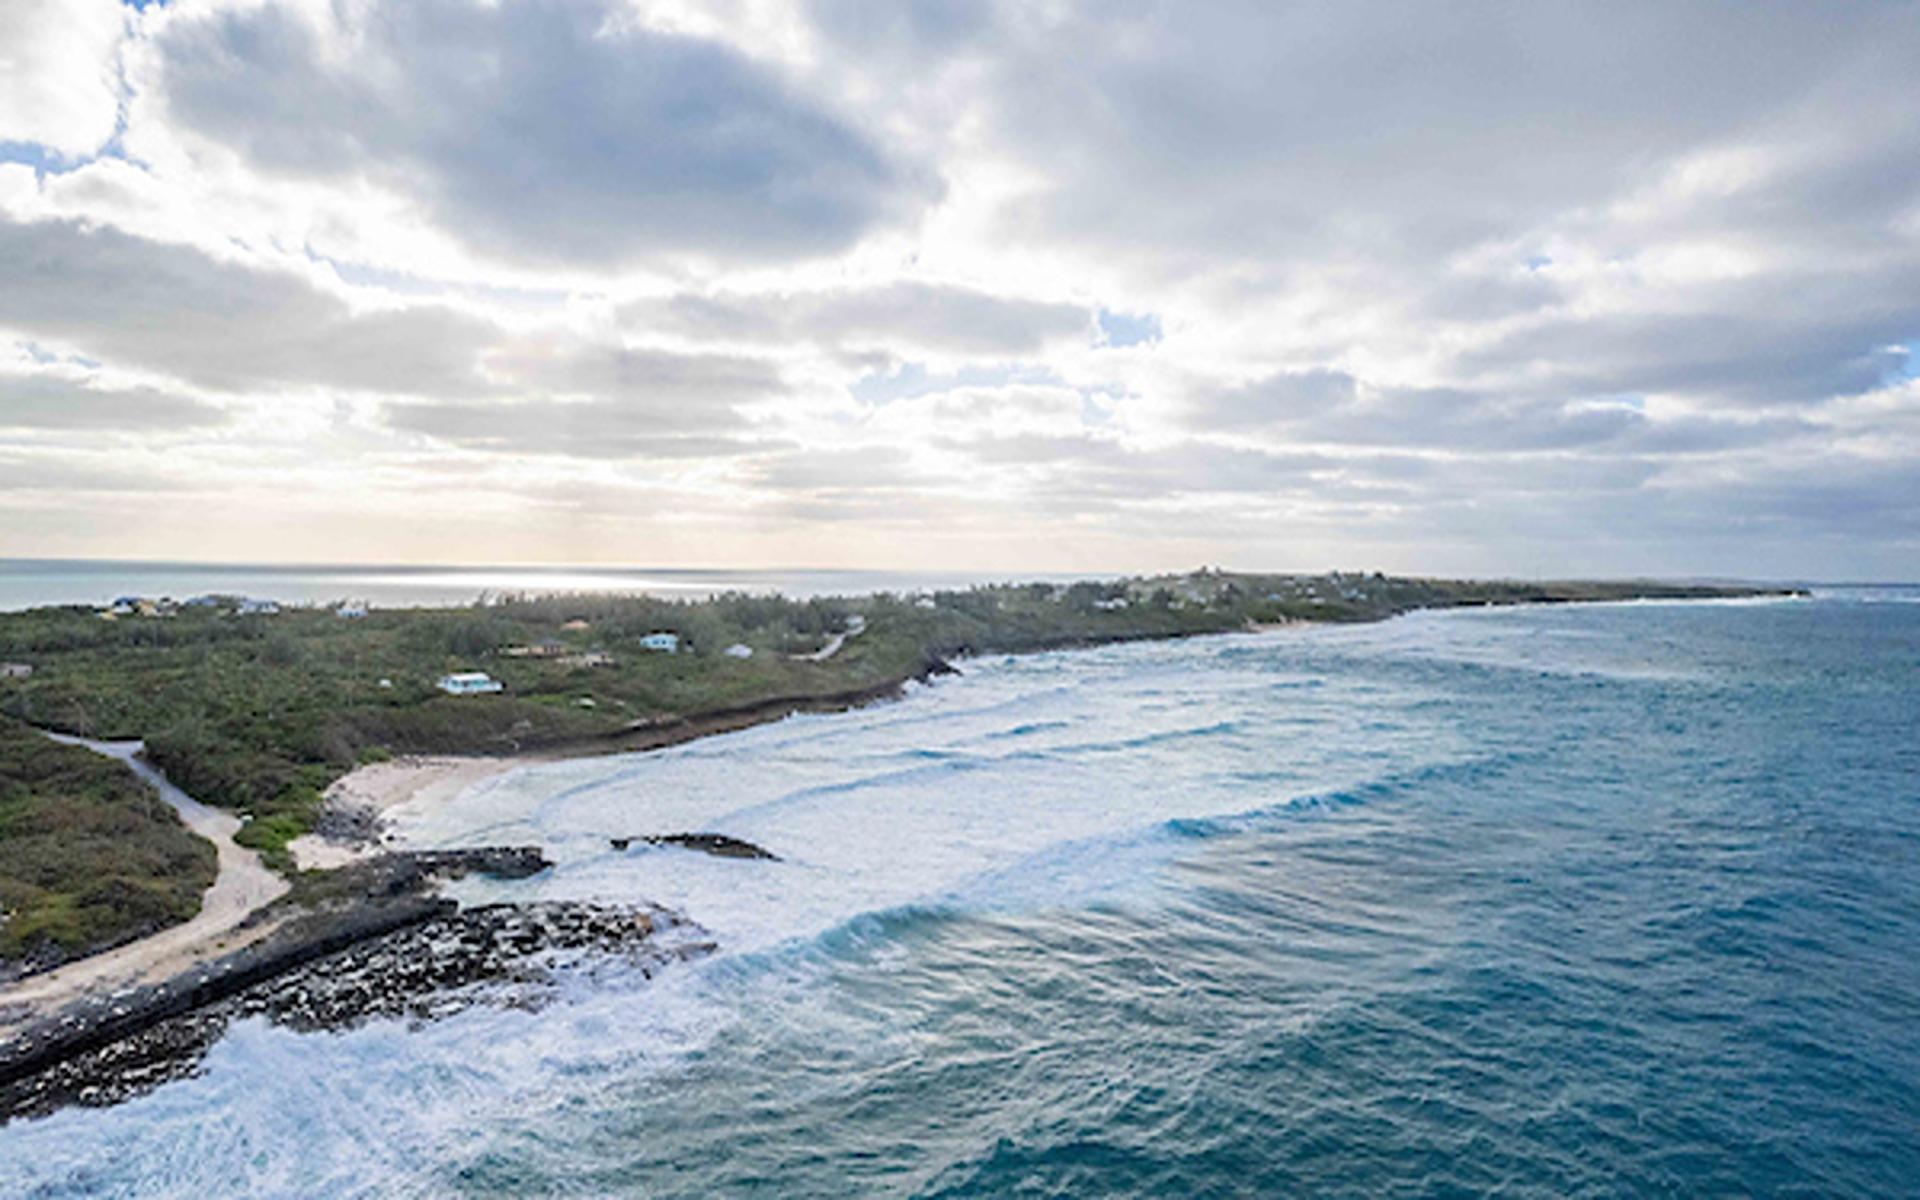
[
  {"left": 560, "top": 619, "right": 592, "bottom": 632},
  {"left": 723, "top": 643, "right": 753, "bottom": 659},
  {"left": 500, "top": 640, "right": 565, "bottom": 658},
  {"left": 914, "top": 596, "right": 938, "bottom": 610},
  {"left": 1093, "top": 597, "right": 1130, "bottom": 611},
  {"left": 560, "top": 650, "right": 616, "bottom": 668},
  {"left": 336, "top": 601, "right": 370, "bottom": 619},
  {"left": 436, "top": 672, "right": 503, "bottom": 696},
  {"left": 639, "top": 632, "right": 679, "bottom": 653},
  {"left": 0, "top": 662, "right": 31, "bottom": 679},
  {"left": 844, "top": 614, "right": 867, "bottom": 633},
  {"left": 235, "top": 598, "right": 281, "bottom": 616}
]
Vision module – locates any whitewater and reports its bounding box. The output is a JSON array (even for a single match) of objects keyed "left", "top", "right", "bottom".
[{"left": 4, "top": 592, "right": 1917, "bottom": 1196}]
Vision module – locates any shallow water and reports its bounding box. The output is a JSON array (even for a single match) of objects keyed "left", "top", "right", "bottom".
[{"left": 5, "top": 594, "right": 1918, "bottom": 1196}]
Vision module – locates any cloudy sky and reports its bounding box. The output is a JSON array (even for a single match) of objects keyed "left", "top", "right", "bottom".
[{"left": 1, "top": 0, "right": 1916, "bottom": 578}]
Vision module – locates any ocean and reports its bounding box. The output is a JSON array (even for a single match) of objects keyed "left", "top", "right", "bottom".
[
  {"left": 3, "top": 592, "right": 1917, "bottom": 1196},
  {"left": 0, "top": 559, "right": 1059, "bottom": 612}
]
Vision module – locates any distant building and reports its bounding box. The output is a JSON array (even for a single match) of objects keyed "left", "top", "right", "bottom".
[
  {"left": 560, "top": 619, "right": 592, "bottom": 632},
  {"left": 500, "top": 640, "right": 565, "bottom": 658},
  {"left": 914, "top": 596, "right": 938, "bottom": 610},
  {"left": 561, "top": 650, "right": 616, "bottom": 668},
  {"left": 723, "top": 643, "right": 754, "bottom": 659},
  {"left": 436, "top": 672, "right": 503, "bottom": 696},
  {"left": 1093, "top": 597, "right": 1129, "bottom": 611},
  {"left": 845, "top": 614, "right": 867, "bottom": 633},
  {"left": 235, "top": 598, "right": 281, "bottom": 616},
  {"left": 336, "top": 601, "right": 370, "bottom": 619},
  {"left": 0, "top": 662, "right": 31, "bottom": 679},
  {"left": 639, "top": 632, "right": 680, "bottom": 653}
]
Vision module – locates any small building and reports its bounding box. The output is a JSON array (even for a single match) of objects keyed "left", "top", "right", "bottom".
[
  {"left": 1093, "top": 597, "right": 1129, "bottom": 611},
  {"left": 560, "top": 619, "right": 592, "bottom": 632},
  {"left": 561, "top": 650, "right": 616, "bottom": 668},
  {"left": 723, "top": 643, "right": 754, "bottom": 659},
  {"left": 845, "top": 614, "right": 867, "bottom": 633},
  {"left": 235, "top": 598, "right": 281, "bottom": 616},
  {"left": 500, "top": 640, "right": 565, "bottom": 658},
  {"left": 336, "top": 601, "right": 370, "bottom": 619},
  {"left": 436, "top": 672, "right": 503, "bottom": 696},
  {"left": 639, "top": 632, "right": 680, "bottom": 654},
  {"left": 914, "top": 596, "right": 938, "bottom": 610},
  {"left": 0, "top": 662, "right": 31, "bottom": 679}
]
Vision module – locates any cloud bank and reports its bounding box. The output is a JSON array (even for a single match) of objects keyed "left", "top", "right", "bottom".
[{"left": 0, "top": 0, "right": 1915, "bottom": 578}]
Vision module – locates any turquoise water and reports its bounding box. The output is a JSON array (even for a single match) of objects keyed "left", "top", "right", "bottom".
[{"left": 3, "top": 594, "right": 1917, "bottom": 1196}]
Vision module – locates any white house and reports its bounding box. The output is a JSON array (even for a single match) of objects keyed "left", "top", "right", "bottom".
[
  {"left": 236, "top": 598, "right": 281, "bottom": 616},
  {"left": 640, "top": 632, "right": 680, "bottom": 653},
  {"left": 0, "top": 662, "right": 31, "bottom": 679},
  {"left": 845, "top": 614, "right": 867, "bottom": 633},
  {"left": 336, "top": 601, "right": 370, "bottom": 619},
  {"left": 1093, "top": 597, "right": 1130, "bottom": 611},
  {"left": 436, "top": 672, "right": 503, "bottom": 696},
  {"left": 723, "top": 643, "right": 753, "bottom": 659}
]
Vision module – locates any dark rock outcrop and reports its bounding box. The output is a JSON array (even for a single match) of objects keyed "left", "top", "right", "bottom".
[
  {"left": 0, "top": 901, "right": 709, "bottom": 1122},
  {"left": 609, "top": 833, "right": 779, "bottom": 860}
]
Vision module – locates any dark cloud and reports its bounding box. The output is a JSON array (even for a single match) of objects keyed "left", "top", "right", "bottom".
[
  {"left": 896, "top": 2, "right": 1920, "bottom": 266},
  {"left": 153, "top": 0, "right": 936, "bottom": 267},
  {"left": 0, "top": 216, "right": 495, "bottom": 395},
  {"left": 629, "top": 283, "right": 1089, "bottom": 356},
  {"left": 0, "top": 374, "right": 227, "bottom": 430},
  {"left": 484, "top": 343, "right": 783, "bottom": 402},
  {"left": 384, "top": 397, "right": 770, "bottom": 460}
]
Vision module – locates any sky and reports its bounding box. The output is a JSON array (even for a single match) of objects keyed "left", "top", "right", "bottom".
[{"left": 0, "top": 0, "right": 1916, "bottom": 579}]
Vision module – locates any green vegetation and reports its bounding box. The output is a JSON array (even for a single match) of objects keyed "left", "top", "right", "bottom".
[
  {"left": 0, "top": 717, "right": 217, "bottom": 968},
  {"left": 0, "top": 572, "right": 1790, "bottom": 885}
]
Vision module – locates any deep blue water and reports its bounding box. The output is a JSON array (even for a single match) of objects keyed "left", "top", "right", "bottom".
[{"left": 3, "top": 594, "right": 1917, "bottom": 1196}]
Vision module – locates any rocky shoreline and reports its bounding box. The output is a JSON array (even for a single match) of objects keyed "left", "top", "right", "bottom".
[{"left": 0, "top": 848, "right": 710, "bottom": 1123}]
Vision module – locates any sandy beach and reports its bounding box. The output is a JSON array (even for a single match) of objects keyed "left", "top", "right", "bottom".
[{"left": 287, "top": 755, "right": 529, "bottom": 870}]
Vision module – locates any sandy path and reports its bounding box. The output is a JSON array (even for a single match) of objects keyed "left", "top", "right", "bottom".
[
  {"left": 790, "top": 622, "right": 864, "bottom": 663},
  {"left": 1, "top": 736, "right": 290, "bottom": 1020}
]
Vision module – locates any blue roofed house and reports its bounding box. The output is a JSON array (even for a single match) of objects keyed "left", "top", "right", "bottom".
[
  {"left": 436, "top": 671, "right": 504, "bottom": 696},
  {"left": 640, "top": 632, "right": 680, "bottom": 653}
]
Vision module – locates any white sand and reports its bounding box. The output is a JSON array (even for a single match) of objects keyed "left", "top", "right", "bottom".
[{"left": 287, "top": 755, "right": 526, "bottom": 870}]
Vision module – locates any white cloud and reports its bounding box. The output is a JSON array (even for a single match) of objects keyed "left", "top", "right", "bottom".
[
  {"left": 0, "top": 0, "right": 124, "bottom": 159},
  {"left": 0, "top": 0, "right": 1916, "bottom": 577}
]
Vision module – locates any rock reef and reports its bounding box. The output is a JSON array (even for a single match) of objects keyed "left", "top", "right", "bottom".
[
  {"left": 609, "top": 833, "right": 780, "bottom": 860},
  {"left": 0, "top": 848, "right": 708, "bottom": 1123}
]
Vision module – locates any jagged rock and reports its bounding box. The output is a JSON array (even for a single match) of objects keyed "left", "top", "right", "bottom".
[
  {"left": 609, "top": 833, "right": 779, "bottom": 860},
  {"left": 0, "top": 901, "right": 709, "bottom": 1123}
]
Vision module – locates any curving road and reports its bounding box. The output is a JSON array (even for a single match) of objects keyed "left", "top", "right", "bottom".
[{"left": 1, "top": 735, "right": 288, "bottom": 1014}]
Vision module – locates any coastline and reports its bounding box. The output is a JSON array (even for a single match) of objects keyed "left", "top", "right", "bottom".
[{"left": 0, "top": 587, "right": 1806, "bottom": 1111}]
